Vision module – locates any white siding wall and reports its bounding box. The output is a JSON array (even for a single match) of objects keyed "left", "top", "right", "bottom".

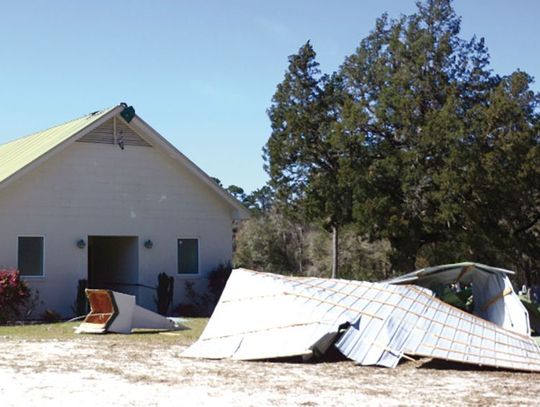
[{"left": 0, "top": 130, "right": 234, "bottom": 316}]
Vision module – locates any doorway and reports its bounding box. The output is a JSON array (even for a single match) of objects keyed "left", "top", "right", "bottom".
[{"left": 88, "top": 236, "right": 139, "bottom": 297}]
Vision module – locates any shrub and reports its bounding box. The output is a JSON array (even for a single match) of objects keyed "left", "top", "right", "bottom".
[
  {"left": 0, "top": 268, "right": 31, "bottom": 324},
  {"left": 207, "top": 263, "right": 232, "bottom": 306},
  {"left": 72, "top": 279, "right": 88, "bottom": 316},
  {"left": 175, "top": 280, "right": 207, "bottom": 317},
  {"left": 155, "top": 272, "right": 174, "bottom": 315},
  {"left": 176, "top": 263, "right": 233, "bottom": 317},
  {"left": 235, "top": 214, "right": 392, "bottom": 280}
]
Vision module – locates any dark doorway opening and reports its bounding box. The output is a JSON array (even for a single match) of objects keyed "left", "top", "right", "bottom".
[{"left": 88, "top": 236, "right": 139, "bottom": 297}]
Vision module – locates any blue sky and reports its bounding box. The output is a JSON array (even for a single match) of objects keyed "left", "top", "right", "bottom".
[{"left": 0, "top": 0, "right": 538, "bottom": 193}]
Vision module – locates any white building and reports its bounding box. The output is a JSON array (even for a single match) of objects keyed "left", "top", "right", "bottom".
[{"left": 0, "top": 104, "right": 249, "bottom": 317}]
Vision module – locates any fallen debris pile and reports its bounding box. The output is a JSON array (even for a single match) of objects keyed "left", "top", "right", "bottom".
[{"left": 183, "top": 266, "right": 540, "bottom": 372}]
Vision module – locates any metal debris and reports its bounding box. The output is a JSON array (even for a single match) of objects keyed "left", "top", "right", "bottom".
[
  {"left": 183, "top": 268, "right": 540, "bottom": 372},
  {"left": 76, "top": 289, "right": 182, "bottom": 334},
  {"left": 387, "top": 262, "right": 530, "bottom": 335}
]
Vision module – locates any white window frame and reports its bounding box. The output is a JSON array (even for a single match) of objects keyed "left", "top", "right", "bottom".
[
  {"left": 176, "top": 237, "right": 200, "bottom": 276},
  {"left": 17, "top": 235, "right": 46, "bottom": 278}
]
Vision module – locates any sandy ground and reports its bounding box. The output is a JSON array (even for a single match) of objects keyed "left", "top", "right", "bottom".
[{"left": 0, "top": 336, "right": 539, "bottom": 406}]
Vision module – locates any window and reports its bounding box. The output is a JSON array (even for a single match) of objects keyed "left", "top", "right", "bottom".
[
  {"left": 18, "top": 237, "right": 44, "bottom": 277},
  {"left": 177, "top": 238, "right": 199, "bottom": 274}
]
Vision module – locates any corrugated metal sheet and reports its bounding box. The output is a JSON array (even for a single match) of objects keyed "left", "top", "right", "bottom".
[
  {"left": 0, "top": 107, "right": 116, "bottom": 184},
  {"left": 183, "top": 269, "right": 540, "bottom": 372},
  {"left": 387, "top": 262, "right": 530, "bottom": 335}
]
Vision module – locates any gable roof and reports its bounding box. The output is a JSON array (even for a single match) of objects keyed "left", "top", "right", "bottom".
[{"left": 0, "top": 104, "right": 250, "bottom": 219}]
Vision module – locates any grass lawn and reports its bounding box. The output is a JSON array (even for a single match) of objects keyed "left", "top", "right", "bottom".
[{"left": 0, "top": 318, "right": 208, "bottom": 346}]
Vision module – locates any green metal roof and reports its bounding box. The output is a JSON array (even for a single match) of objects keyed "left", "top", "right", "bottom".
[{"left": 0, "top": 106, "right": 117, "bottom": 185}]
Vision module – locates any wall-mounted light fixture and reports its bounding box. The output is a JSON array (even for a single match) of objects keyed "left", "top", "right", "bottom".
[
  {"left": 144, "top": 239, "right": 153, "bottom": 249},
  {"left": 77, "top": 239, "right": 86, "bottom": 249}
]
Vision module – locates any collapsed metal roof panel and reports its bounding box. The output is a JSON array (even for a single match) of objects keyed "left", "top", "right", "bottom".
[
  {"left": 183, "top": 268, "right": 540, "bottom": 372},
  {"left": 387, "top": 262, "right": 530, "bottom": 335}
]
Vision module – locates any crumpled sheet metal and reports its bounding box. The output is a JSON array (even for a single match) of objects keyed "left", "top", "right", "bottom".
[
  {"left": 183, "top": 269, "right": 540, "bottom": 372},
  {"left": 386, "top": 262, "right": 530, "bottom": 335}
]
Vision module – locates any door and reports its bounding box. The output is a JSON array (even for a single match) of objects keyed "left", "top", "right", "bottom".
[{"left": 87, "top": 236, "right": 139, "bottom": 297}]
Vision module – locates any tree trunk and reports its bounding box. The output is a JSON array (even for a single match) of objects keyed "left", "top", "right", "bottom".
[
  {"left": 331, "top": 224, "right": 338, "bottom": 279},
  {"left": 297, "top": 226, "right": 304, "bottom": 275}
]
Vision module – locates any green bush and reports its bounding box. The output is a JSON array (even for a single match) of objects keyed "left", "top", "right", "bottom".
[
  {"left": 234, "top": 214, "right": 392, "bottom": 280},
  {"left": 155, "top": 272, "right": 174, "bottom": 315}
]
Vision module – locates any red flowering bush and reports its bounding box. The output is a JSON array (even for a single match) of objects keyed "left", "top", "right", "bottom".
[{"left": 0, "top": 268, "right": 31, "bottom": 324}]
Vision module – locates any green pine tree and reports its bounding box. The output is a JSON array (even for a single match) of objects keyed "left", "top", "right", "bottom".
[
  {"left": 340, "top": 0, "right": 498, "bottom": 272},
  {"left": 264, "top": 42, "right": 353, "bottom": 277}
]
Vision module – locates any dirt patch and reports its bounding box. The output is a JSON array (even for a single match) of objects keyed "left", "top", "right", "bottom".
[{"left": 0, "top": 336, "right": 538, "bottom": 406}]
